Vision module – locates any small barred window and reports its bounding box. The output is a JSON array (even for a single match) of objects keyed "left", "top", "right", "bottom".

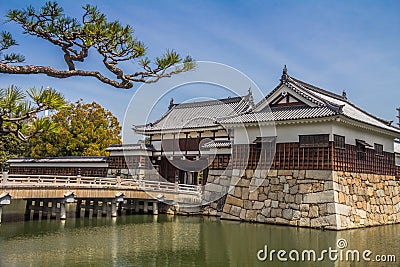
[
  {"left": 299, "top": 134, "right": 329, "bottom": 148},
  {"left": 334, "top": 135, "right": 345, "bottom": 149},
  {"left": 374, "top": 143, "right": 383, "bottom": 156}
]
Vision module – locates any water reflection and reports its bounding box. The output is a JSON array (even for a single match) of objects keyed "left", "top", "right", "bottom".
[{"left": 0, "top": 215, "right": 398, "bottom": 266}]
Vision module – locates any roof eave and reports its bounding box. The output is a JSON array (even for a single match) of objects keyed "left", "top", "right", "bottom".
[
  {"left": 337, "top": 115, "right": 400, "bottom": 137},
  {"left": 136, "top": 125, "right": 225, "bottom": 135},
  {"left": 220, "top": 115, "right": 339, "bottom": 128}
]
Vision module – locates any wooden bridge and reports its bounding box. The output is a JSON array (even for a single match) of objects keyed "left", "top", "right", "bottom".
[{"left": 0, "top": 173, "right": 202, "bottom": 223}]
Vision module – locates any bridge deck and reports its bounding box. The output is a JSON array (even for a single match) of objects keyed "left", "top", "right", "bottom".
[{"left": 0, "top": 174, "right": 202, "bottom": 203}]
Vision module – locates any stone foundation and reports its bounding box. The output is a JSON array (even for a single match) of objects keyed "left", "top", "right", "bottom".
[
  {"left": 219, "top": 169, "right": 400, "bottom": 230},
  {"left": 334, "top": 171, "right": 400, "bottom": 228}
]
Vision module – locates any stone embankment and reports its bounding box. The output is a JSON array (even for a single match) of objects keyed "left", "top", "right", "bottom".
[{"left": 202, "top": 169, "right": 400, "bottom": 230}]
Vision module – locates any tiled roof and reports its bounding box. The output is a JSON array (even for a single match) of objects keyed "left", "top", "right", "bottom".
[
  {"left": 286, "top": 76, "right": 399, "bottom": 132},
  {"left": 253, "top": 137, "right": 276, "bottom": 143},
  {"left": 105, "top": 144, "right": 155, "bottom": 151},
  {"left": 219, "top": 106, "right": 337, "bottom": 124},
  {"left": 135, "top": 68, "right": 400, "bottom": 135},
  {"left": 250, "top": 71, "right": 400, "bottom": 134},
  {"left": 7, "top": 156, "right": 108, "bottom": 164},
  {"left": 135, "top": 94, "right": 253, "bottom": 132},
  {"left": 201, "top": 140, "right": 232, "bottom": 149}
]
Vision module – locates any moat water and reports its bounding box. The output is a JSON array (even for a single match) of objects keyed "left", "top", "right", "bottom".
[{"left": 0, "top": 213, "right": 399, "bottom": 267}]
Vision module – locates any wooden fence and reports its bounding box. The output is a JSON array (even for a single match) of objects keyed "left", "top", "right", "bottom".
[
  {"left": 334, "top": 144, "right": 395, "bottom": 175},
  {"left": 216, "top": 142, "right": 398, "bottom": 177}
]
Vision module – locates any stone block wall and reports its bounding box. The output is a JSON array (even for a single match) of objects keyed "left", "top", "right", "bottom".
[
  {"left": 334, "top": 171, "right": 400, "bottom": 228},
  {"left": 201, "top": 170, "right": 231, "bottom": 216},
  {"left": 219, "top": 169, "right": 400, "bottom": 230}
]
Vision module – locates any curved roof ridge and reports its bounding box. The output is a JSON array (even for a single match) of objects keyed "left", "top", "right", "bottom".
[
  {"left": 289, "top": 76, "right": 392, "bottom": 126},
  {"left": 287, "top": 77, "right": 343, "bottom": 112},
  {"left": 255, "top": 75, "right": 339, "bottom": 110},
  {"left": 134, "top": 93, "right": 252, "bottom": 132},
  {"left": 289, "top": 76, "right": 345, "bottom": 101},
  {"left": 173, "top": 95, "right": 244, "bottom": 109},
  {"left": 285, "top": 81, "right": 327, "bottom": 107},
  {"left": 218, "top": 105, "right": 337, "bottom": 124}
]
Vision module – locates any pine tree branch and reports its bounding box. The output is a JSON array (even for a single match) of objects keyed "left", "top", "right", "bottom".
[{"left": 1, "top": 2, "right": 195, "bottom": 89}]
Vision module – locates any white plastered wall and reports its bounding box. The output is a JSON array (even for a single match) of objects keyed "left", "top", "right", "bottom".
[
  {"left": 234, "top": 120, "right": 396, "bottom": 153},
  {"left": 234, "top": 121, "right": 332, "bottom": 144},
  {"left": 332, "top": 122, "right": 395, "bottom": 152},
  {"left": 233, "top": 124, "right": 277, "bottom": 144},
  {"left": 274, "top": 122, "right": 333, "bottom": 143}
]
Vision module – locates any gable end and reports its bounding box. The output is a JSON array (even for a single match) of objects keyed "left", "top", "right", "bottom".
[{"left": 270, "top": 91, "right": 308, "bottom": 107}]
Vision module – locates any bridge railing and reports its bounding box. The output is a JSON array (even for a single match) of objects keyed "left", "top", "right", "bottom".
[{"left": 1, "top": 174, "right": 201, "bottom": 195}]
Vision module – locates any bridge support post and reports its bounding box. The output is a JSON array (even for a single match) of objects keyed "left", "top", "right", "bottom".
[
  {"left": 51, "top": 200, "right": 57, "bottom": 219},
  {"left": 0, "top": 192, "right": 11, "bottom": 223},
  {"left": 112, "top": 192, "right": 124, "bottom": 217},
  {"left": 130, "top": 200, "right": 135, "bottom": 214},
  {"left": 25, "top": 199, "right": 32, "bottom": 220},
  {"left": 129, "top": 199, "right": 134, "bottom": 214},
  {"left": 125, "top": 200, "right": 132, "bottom": 215},
  {"left": 84, "top": 200, "right": 90, "bottom": 217},
  {"left": 75, "top": 199, "right": 82, "bottom": 218},
  {"left": 42, "top": 200, "right": 49, "bottom": 219},
  {"left": 135, "top": 200, "right": 140, "bottom": 213},
  {"left": 153, "top": 201, "right": 158, "bottom": 215},
  {"left": 117, "top": 202, "right": 123, "bottom": 216},
  {"left": 32, "top": 200, "right": 40, "bottom": 220},
  {"left": 102, "top": 200, "right": 108, "bottom": 216},
  {"left": 143, "top": 201, "right": 148, "bottom": 213},
  {"left": 61, "top": 192, "right": 75, "bottom": 220},
  {"left": 60, "top": 202, "right": 66, "bottom": 220},
  {"left": 93, "top": 200, "right": 99, "bottom": 217},
  {"left": 111, "top": 202, "right": 117, "bottom": 217}
]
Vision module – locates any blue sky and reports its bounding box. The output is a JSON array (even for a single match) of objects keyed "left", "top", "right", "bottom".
[{"left": 1, "top": 0, "right": 400, "bottom": 141}]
